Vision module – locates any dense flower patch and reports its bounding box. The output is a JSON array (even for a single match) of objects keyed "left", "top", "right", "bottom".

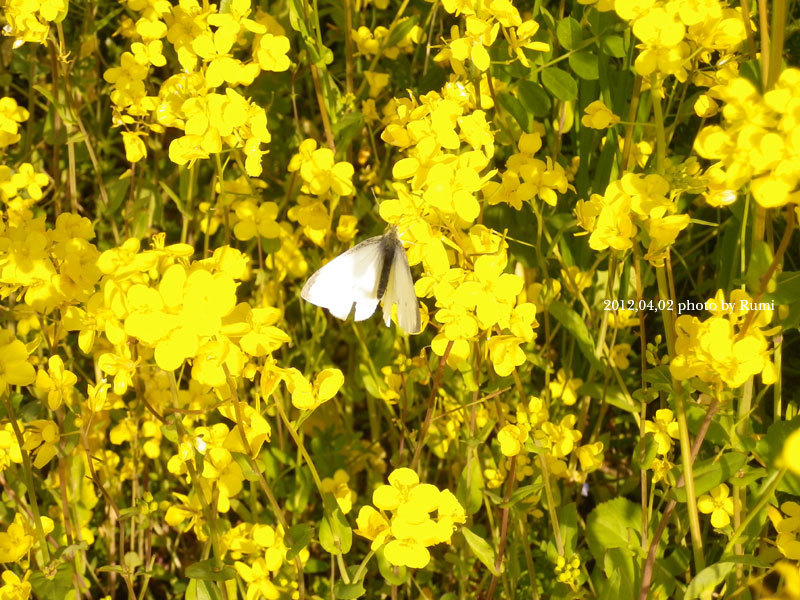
[{"left": 0, "top": 0, "right": 798, "bottom": 597}]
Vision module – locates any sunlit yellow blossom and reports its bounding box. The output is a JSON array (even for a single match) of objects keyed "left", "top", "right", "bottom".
[{"left": 697, "top": 483, "right": 734, "bottom": 528}]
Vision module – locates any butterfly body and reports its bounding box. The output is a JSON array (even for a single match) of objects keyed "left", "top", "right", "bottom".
[{"left": 301, "top": 227, "right": 421, "bottom": 334}]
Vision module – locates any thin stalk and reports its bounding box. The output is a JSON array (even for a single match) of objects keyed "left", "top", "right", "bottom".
[
  {"left": 724, "top": 468, "right": 786, "bottom": 554},
  {"left": 411, "top": 340, "right": 454, "bottom": 470},
  {"left": 485, "top": 456, "right": 517, "bottom": 600}
]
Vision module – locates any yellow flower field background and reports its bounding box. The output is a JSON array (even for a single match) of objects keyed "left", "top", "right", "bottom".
[{"left": 0, "top": 0, "right": 799, "bottom": 597}]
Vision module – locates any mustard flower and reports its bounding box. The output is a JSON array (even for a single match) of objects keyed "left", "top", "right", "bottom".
[
  {"left": 582, "top": 100, "right": 620, "bottom": 129},
  {"left": 487, "top": 336, "right": 527, "bottom": 377},
  {"left": 651, "top": 457, "right": 674, "bottom": 484},
  {"left": 670, "top": 291, "right": 774, "bottom": 388},
  {"left": 644, "top": 408, "right": 679, "bottom": 455},
  {"left": 282, "top": 368, "right": 344, "bottom": 411},
  {"left": 200, "top": 446, "right": 244, "bottom": 512},
  {"left": 555, "top": 554, "right": 581, "bottom": 586},
  {"left": 769, "top": 502, "right": 800, "bottom": 560},
  {"left": 294, "top": 145, "right": 355, "bottom": 197},
  {"left": 0, "top": 97, "right": 30, "bottom": 149},
  {"left": 357, "top": 468, "right": 465, "bottom": 569},
  {"left": 446, "top": 17, "right": 499, "bottom": 72},
  {"left": 34, "top": 355, "right": 77, "bottom": 410},
  {"left": 575, "top": 442, "right": 604, "bottom": 473},
  {"left": 549, "top": 369, "right": 583, "bottom": 406},
  {"left": 22, "top": 419, "right": 59, "bottom": 468},
  {"left": 121, "top": 131, "right": 148, "bottom": 162},
  {"left": 538, "top": 415, "right": 582, "bottom": 458},
  {"left": 320, "top": 470, "right": 357, "bottom": 515},
  {"left": 0, "top": 332, "right": 35, "bottom": 395},
  {"left": 497, "top": 423, "right": 529, "bottom": 457},
  {"left": 0, "top": 569, "right": 32, "bottom": 599},
  {"left": 235, "top": 558, "right": 280, "bottom": 600},
  {"left": 0, "top": 513, "right": 33, "bottom": 563},
  {"left": 784, "top": 429, "right": 800, "bottom": 477},
  {"left": 697, "top": 484, "right": 734, "bottom": 528},
  {"left": 0, "top": 424, "right": 23, "bottom": 472}
]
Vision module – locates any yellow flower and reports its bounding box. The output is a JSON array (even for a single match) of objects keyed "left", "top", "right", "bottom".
[
  {"left": 784, "top": 429, "right": 800, "bottom": 477},
  {"left": 121, "top": 131, "right": 148, "bottom": 162},
  {"left": 22, "top": 419, "right": 59, "bottom": 468},
  {"left": 644, "top": 408, "right": 679, "bottom": 455},
  {"left": 0, "top": 513, "right": 33, "bottom": 563},
  {"left": 697, "top": 484, "right": 734, "bottom": 528},
  {"left": 487, "top": 335, "right": 527, "bottom": 377},
  {"left": 549, "top": 369, "right": 583, "bottom": 406},
  {"left": 581, "top": 100, "right": 620, "bottom": 129},
  {"left": 0, "top": 569, "right": 32, "bottom": 600},
  {"left": 34, "top": 355, "right": 77, "bottom": 410},
  {"left": 0, "top": 331, "right": 35, "bottom": 395},
  {"left": 497, "top": 423, "right": 529, "bottom": 457},
  {"left": 320, "top": 469, "right": 357, "bottom": 514}
]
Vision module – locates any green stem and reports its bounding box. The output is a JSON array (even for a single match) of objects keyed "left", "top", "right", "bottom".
[
  {"left": 2, "top": 395, "right": 51, "bottom": 564},
  {"left": 649, "top": 75, "right": 666, "bottom": 174},
  {"left": 725, "top": 468, "right": 786, "bottom": 554},
  {"left": 675, "top": 392, "right": 705, "bottom": 572}
]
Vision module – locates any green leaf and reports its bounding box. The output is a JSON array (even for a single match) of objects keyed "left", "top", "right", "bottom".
[
  {"left": 319, "top": 508, "right": 353, "bottom": 555},
  {"left": 377, "top": 548, "right": 410, "bottom": 585},
  {"left": 765, "top": 271, "right": 800, "bottom": 304},
  {"left": 670, "top": 452, "right": 748, "bottom": 502},
  {"left": 756, "top": 416, "right": 800, "bottom": 495},
  {"left": 386, "top": 16, "right": 419, "bottom": 48},
  {"left": 518, "top": 80, "right": 551, "bottom": 117},
  {"left": 586, "top": 498, "right": 641, "bottom": 563},
  {"left": 185, "top": 558, "right": 236, "bottom": 581},
  {"left": 457, "top": 459, "right": 484, "bottom": 515},
  {"left": 541, "top": 67, "right": 578, "bottom": 101},
  {"left": 599, "top": 548, "right": 639, "bottom": 599},
  {"left": 644, "top": 366, "right": 673, "bottom": 393},
  {"left": 497, "top": 92, "right": 529, "bottom": 131},
  {"left": 580, "top": 383, "right": 638, "bottom": 413},
  {"left": 569, "top": 51, "right": 599, "bottom": 80},
  {"left": 334, "top": 582, "right": 366, "bottom": 599},
  {"left": 558, "top": 502, "right": 578, "bottom": 556},
  {"left": 548, "top": 300, "right": 603, "bottom": 370},
  {"left": 746, "top": 240, "right": 773, "bottom": 294},
  {"left": 601, "top": 35, "right": 626, "bottom": 57},
  {"left": 683, "top": 562, "right": 735, "bottom": 599},
  {"left": 231, "top": 452, "right": 261, "bottom": 482},
  {"left": 159, "top": 181, "right": 186, "bottom": 217},
  {"left": 286, "top": 524, "right": 314, "bottom": 560},
  {"left": 124, "top": 551, "right": 143, "bottom": 569},
  {"left": 461, "top": 527, "right": 500, "bottom": 576},
  {"left": 160, "top": 422, "right": 179, "bottom": 444},
  {"left": 556, "top": 17, "right": 582, "bottom": 51},
  {"left": 30, "top": 563, "right": 75, "bottom": 600},
  {"left": 185, "top": 579, "right": 223, "bottom": 600}
]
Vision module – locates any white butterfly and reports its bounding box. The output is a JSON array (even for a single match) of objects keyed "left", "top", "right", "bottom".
[{"left": 301, "top": 226, "right": 421, "bottom": 334}]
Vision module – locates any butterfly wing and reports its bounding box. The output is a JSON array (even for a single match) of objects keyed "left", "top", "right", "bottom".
[
  {"left": 301, "top": 236, "right": 384, "bottom": 321},
  {"left": 381, "top": 234, "right": 421, "bottom": 334}
]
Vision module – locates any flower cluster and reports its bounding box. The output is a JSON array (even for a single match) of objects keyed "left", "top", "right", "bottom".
[
  {"left": 482, "top": 129, "right": 572, "bottom": 209},
  {"left": 434, "top": 0, "right": 549, "bottom": 72},
  {"left": 354, "top": 468, "right": 465, "bottom": 568},
  {"left": 695, "top": 68, "right": 800, "bottom": 208},
  {"left": 670, "top": 289, "right": 776, "bottom": 389},
  {"left": 378, "top": 84, "right": 540, "bottom": 371},
  {"left": 614, "top": 0, "right": 747, "bottom": 80},
  {"left": 0, "top": 0, "right": 67, "bottom": 45},
  {"left": 575, "top": 171, "right": 690, "bottom": 266},
  {"left": 103, "top": 0, "right": 292, "bottom": 174}
]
